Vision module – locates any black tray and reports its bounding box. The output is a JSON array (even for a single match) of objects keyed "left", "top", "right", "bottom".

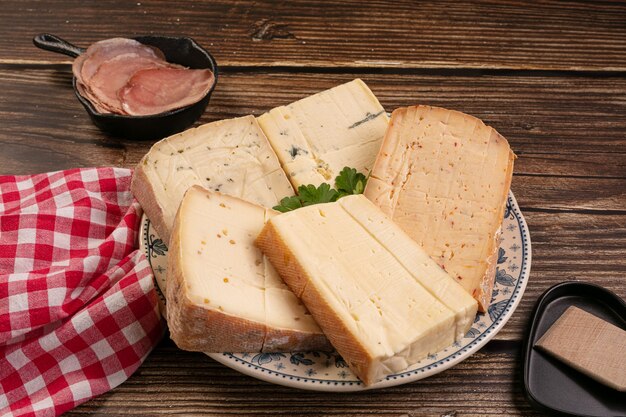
[{"left": 523, "top": 282, "right": 626, "bottom": 417}]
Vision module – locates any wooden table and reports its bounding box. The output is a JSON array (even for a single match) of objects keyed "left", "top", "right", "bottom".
[{"left": 2, "top": 1, "right": 625, "bottom": 415}]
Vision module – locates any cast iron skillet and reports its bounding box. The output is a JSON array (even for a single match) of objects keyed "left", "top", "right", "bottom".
[{"left": 33, "top": 33, "right": 218, "bottom": 140}]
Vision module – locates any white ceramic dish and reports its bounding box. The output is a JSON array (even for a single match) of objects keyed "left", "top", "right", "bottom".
[{"left": 140, "top": 191, "right": 531, "bottom": 392}]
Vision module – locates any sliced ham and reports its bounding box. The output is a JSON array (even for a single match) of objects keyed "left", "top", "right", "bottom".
[
  {"left": 119, "top": 67, "right": 215, "bottom": 116},
  {"left": 76, "top": 81, "right": 112, "bottom": 113},
  {"left": 80, "top": 38, "right": 164, "bottom": 84},
  {"left": 89, "top": 53, "right": 174, "bottom": 113},
  {"left": 71, "top": 37, "right": 215, "bottom": 116},
  {"left": 71, "top": 53, "right": 88, "bottom": 85}
]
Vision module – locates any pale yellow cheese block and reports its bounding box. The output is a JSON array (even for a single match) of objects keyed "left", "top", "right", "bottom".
[
  {"left": 256, "top": 194, "right": 477, "bottom": 385},
  {"left": 132, "top": 115, "right": 294, "bottom": 244},
  {"left": 364, "top": 105, "right": 515, "bottom": 311},
  {"left": 338, "top": 196, "right": 478, "bottom": 341},
  {"left": 257, "top": 79, "right": 389, "bottom": 188},
  {"left": 166, "top": 185, "right": 330, "bottom": 353}
]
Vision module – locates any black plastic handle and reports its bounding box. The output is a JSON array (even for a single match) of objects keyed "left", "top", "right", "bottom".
[{"left": 33, "top": 33, "right": 85, "bottom": 58}]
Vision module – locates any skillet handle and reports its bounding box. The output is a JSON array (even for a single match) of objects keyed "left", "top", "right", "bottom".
[{"left": 33, "top": 34, "right": 85, "bottom": 58}]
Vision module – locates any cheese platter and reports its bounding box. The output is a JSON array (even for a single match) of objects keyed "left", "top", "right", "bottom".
[
  {"left": 140, "top": 190, "right": 530, "bottom": 391},
  {"left": 130, "top": 78, "right": 531, "bottom": 390}
]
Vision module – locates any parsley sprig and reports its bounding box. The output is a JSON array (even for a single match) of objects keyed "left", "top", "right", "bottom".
[
  {"left": 335, "top": 167, "right": 367, "bottom": 197},
  {"left": 273, "top": 167, "right": 368, "bottom": 213}
]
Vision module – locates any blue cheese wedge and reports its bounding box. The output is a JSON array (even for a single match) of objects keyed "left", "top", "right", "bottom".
[
  {"left": 256, "top": 194, "right": 477, "bottom": 385},
  {"left": 364, "top": 106, "right": 515, "bottom": 311},
  {"left": 166, "top": 185, "right": 329, "bottom": 353},
  {"left": 132, "top": 115, "right": 294, "bottom": 244},
  {"left": 257, "top": 79, "right": 388, "bottom": 188}
]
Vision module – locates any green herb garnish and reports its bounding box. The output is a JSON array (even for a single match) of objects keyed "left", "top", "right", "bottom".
[
  {"left": 273, "top": 167, "right": 368, "bottom": 213},
  {"left": 335, "top": 166, "right": 367, "bottom": 197}
]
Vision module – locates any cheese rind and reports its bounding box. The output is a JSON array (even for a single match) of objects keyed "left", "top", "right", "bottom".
[
  {"left": 166, "top": 185, "right": 329, "bottom": 353},
  {"left": 256, "top": 195, "right": 476, "bottom": 385},
  {"left": 257, "top": 79, "right": 389, "bottom": 189},
  {"left": 132, "top": 115, "right": 294, "bottom": 244},
  {"left": 364, "top": 105, "right": 515, "bottom": 311}
]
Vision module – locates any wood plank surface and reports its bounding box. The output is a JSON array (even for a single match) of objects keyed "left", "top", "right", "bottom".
[
  {"left": 2, "top": 2, "right": 626, "bottom": 414},
  {"left": 2, "top": 0, "right": 626, "bottom": 71},
  {"left": 1, "top": 69, "right": 625, "bottom": 178},
  {"left": 65, "top": 338, "right": 540, "bottom": 417},
  {"left": 498, "top": 211, "right": 626, "bottom": 340}
]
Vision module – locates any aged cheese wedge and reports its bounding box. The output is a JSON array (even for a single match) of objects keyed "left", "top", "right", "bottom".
[
  {"left": 132, "top": 115, "right": 294, "bottom": 244},
  {"left": 364, "top": 105, "right": 515, "bottom": 311},
  {"left": 166, "top": 185, "right": 330, "bottom": 353},
  {"left": 338, "top": 195, "right": 478, "bottom": 341},
  {"left": 256, "top": 194, "right": 477, "bottom": 385},
  {"left": 257, "top": 79, "right": 389, "bottom": 189}
]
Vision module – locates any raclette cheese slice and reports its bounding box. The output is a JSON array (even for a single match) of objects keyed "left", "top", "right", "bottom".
[
  {"left": 257, "top": 79, "right": 389, "bottom": 189},
  {"left": 132, "top": 115, "right": 294, "bottom": 244},
  {"left": 338, "top": 195, "right": 478, "bottom": 341},
  {"left": 364, "top": 105, "right": 515, "bottom": 311},
  {"left": 256, "top": 194, "right": 477, "bottom": 385},
  {"left": 166, "top": 185, "right": 329, "bottom": 353}
]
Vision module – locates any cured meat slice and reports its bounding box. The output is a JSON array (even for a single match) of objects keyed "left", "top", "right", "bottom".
[
  {"left": 71, "top": 37, "right": 214, "bottom": 116},
  {"left": 80, "top": 38, "right": 163, "bottom": 84},
  {"left": 76, "top": 80, "right": 112, "bottom": 113},
  {"left": 71, "top": 53, "right": 88, "bottom": 85},
  {"left": 120, "top": 67, "right": 214, "bottom": 116},
  {"left": 89, "top": 53, "right": 172, "bottom": 113}
]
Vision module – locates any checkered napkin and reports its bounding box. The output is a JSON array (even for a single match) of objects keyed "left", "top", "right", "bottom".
[{"left": 0, "top": 168, "right": 164, "bottom": 417}]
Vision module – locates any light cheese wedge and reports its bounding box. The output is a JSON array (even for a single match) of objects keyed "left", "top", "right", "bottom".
[
  {"left": 364, "top": 105, "right": 515, "bottom": 311},
  {"left": 166, "top": 185, "right": 330, "bottom": 353},
  {"left": 256, "top": 194, "right": 477, "bottom": 385},
  {"left": 132, "top": 115, "right": 294, "bottom": 244},
  {"left": 257, "top": 79, "right": 389, "bottom": 189},
  {"left": 338, "top": 196, "right": 478, "bottom": 341}
]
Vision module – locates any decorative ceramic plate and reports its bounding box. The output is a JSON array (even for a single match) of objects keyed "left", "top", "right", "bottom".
[{"left": 140, "top": 191, "right": 531, "bottom": 392}]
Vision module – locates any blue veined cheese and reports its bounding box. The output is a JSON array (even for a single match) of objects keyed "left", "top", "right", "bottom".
[
  {"left": 257, "top": 79, "right": 389, "bottom": 188},
  {"left": 364, "top": 105, "right": 515, "bottom": 312},
  {"left": 132, "top": 115, "right": 294, "bottom": 244},
  {"left": 256, "top": 194, "right": 477, "bottom": 385},
  {"left": 166, "top": 186, "right": 329, "bottom": 353}
]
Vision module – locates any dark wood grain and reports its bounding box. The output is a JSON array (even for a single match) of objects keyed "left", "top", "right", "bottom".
[
  {"left": 495, "top": 211, "right": 626, "bottom": 340},
  {"left": 65, "top": 338, "right": 539, "bottom": 417},
  {"left": 1, "top": 69, "right": 625, "bottom": 178},
  {"left": 513, "top": 176, "right": 626, "bottom": 213},
  {"left": 2, "top": 2, "right": 626, "bottom": 414},
  {"left": 2, "top": 0, "right": 626, "bottom": 71}
]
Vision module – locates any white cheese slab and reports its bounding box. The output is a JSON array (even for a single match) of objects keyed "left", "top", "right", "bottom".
[
  {"left": 166, "top": 186, "right": 329, "bottom": 353},
  {"left": 256, "top": 194, "right": 477, "bottom": 385},
  {"left": 132, "top": 115, "right": 294, "bottom": 244},
  {"left": 257, "top": 79, "right": 388, "bottom": 188}
]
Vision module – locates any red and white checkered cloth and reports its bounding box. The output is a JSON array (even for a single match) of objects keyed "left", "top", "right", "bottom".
[{"left": 0, "top": 168, "right": 164, "bottom": 417}]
